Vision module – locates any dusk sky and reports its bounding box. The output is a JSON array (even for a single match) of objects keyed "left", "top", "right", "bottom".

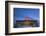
[{"left": 13, "top": 8, "right": 39, "bottom": 20}]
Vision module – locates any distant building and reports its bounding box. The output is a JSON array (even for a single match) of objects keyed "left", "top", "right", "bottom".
[{"left": 14, "top": 16, "right": 39, "bottom": 28}]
